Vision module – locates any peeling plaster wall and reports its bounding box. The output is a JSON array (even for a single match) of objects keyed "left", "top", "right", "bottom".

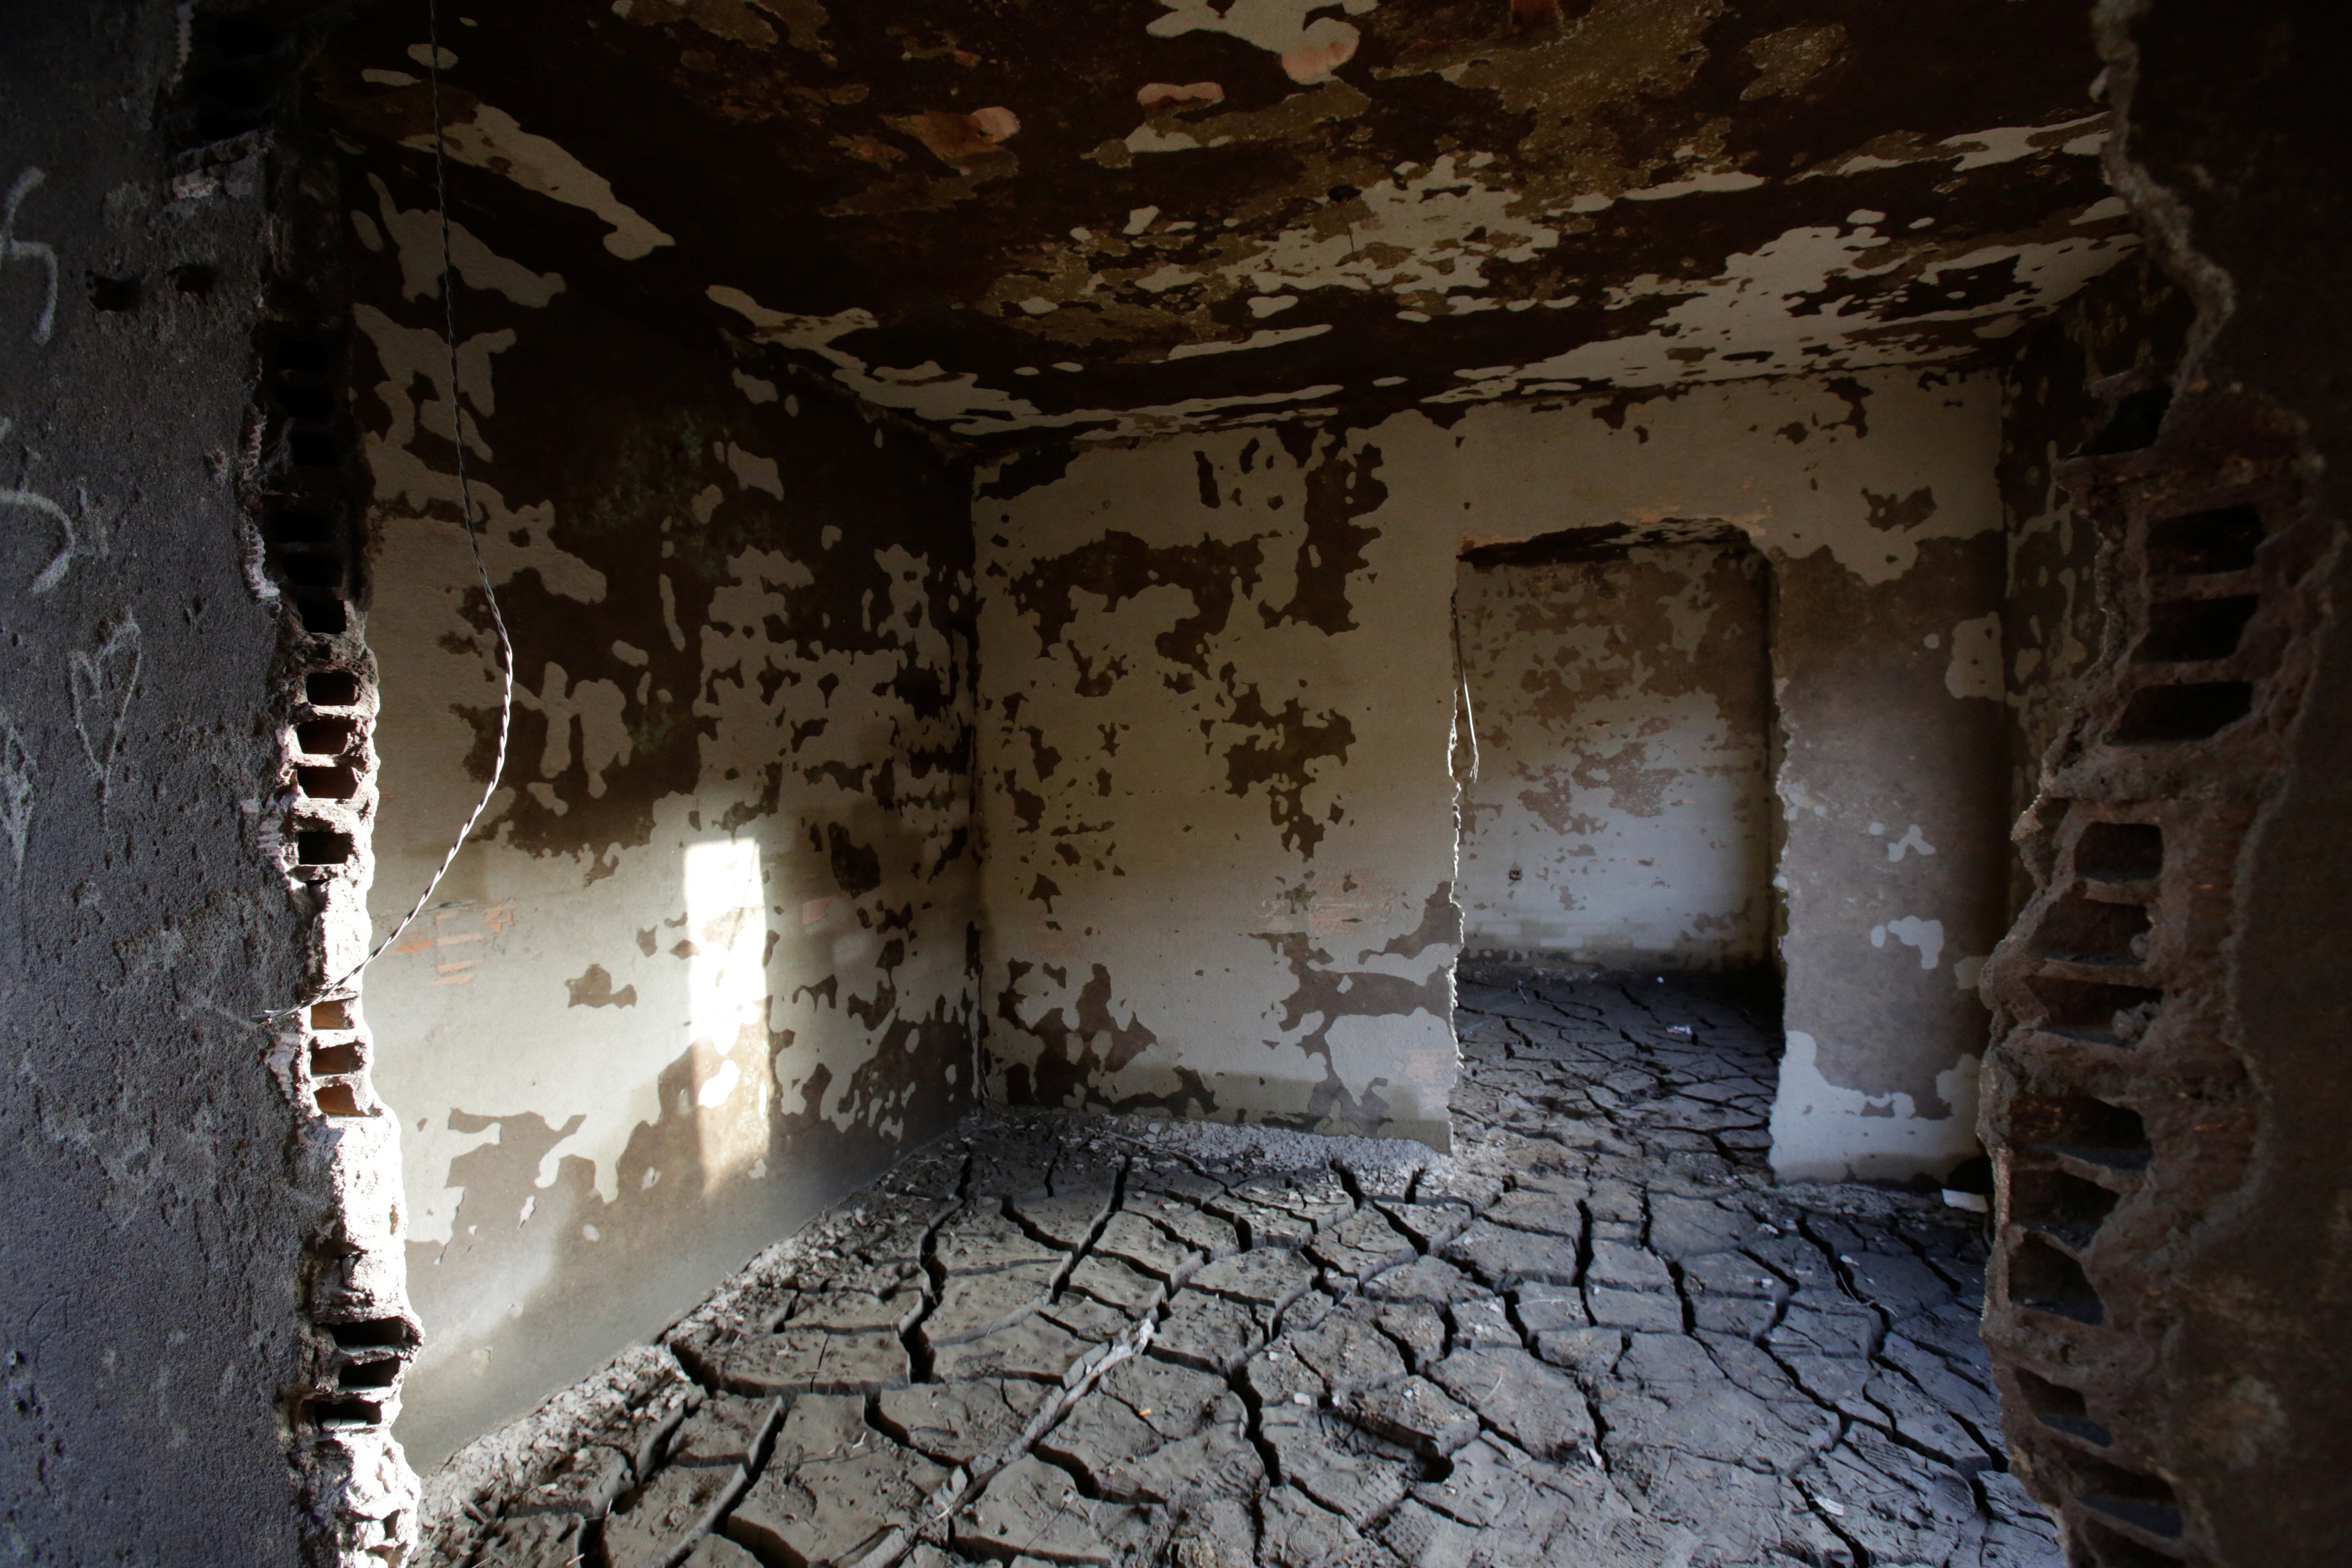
[
  {"left": 973, "top": 424, "right": 1462, "bottom": 1147},
  {"left": 306, "top": 0, "right": 2134, "bottom": 443},
  {"left": 1455, "top": 543, "right": 1774, "bottom": 971},
  {"left": 346, "top": 159, "right": 980, "bottom": 1469},
  {"left": 980, "top": 366, "right": 2006, "bottom": 1180}
]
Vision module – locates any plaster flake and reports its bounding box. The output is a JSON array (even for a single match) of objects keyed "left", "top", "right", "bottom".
[
  {"left": 1166, "top": 324, "right": 1333, "bottom": 360},
  {"left": 1430, "top": 224, "right": 2136, "bottom": 403},
  {"left": 1147, "top": 0, "right": 1376, "bottom": 84},
  {"left": 721, "top": 441, "right": 784, "bottom": 499},
  {"left": 1886, "top": 824, "right": 1936, "bottom": 862},
  {"left": 520, "top": 665, "right": 633, "bottom": 797},
  {"left": 355, "top": 303, "right": 517, "bottom": 459},
  {"left": 1769, "top": 1033, "right": 1981, "bottom": 1183},
  {"left": 709, "top": 286, "right": 1045, "bottom": 428},
  {"left": 1869, "top": 915, "right": 1945, "bottom": 971},
  {"left": 1938, "top": 112, "right": 2107, "bottom": 173},
  {"left": 1943, "top": 612, "right": 2001, "bottom": 699},
  {"left": 1224, "top": 156, "right": 1557, "bottom": 304},
  {"left": 364, "top": 174, "right": 565, "bottom": 307},
  {"left": 401, "top": 101, "right": 674, "bottom": 260}
]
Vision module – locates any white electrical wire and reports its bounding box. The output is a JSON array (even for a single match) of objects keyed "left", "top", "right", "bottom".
[
  {"left": 1452, "top": 592, "right": 1479, "bottom": 781},
  {"left": 267, "top": 0, "right": 513, "bottom": 1019}
]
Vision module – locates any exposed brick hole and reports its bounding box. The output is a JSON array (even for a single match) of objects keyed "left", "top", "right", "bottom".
[
  {"left": 2134, "top": 594, "right": 2258, "bottom": 663},
  {"left": 272, "top": 383, "right": 335, "bottom": 422},
  {"left": 324, "top": 1318, "right": 416, "bottom": 1351},
  {"left": 294, "top": 597, "right": 346, "bottom": 635},
  {"left": 278, "top": 553, "right": 342, "bottom": 591},
  {"left": 2065, "top": 1455, "right": 2184, "bottom": 1541},
  {"left": 2079, "top": 1518, "right": 2188, "bottom": 1567},
  {"left": 2109, "top": 681, "right": 2253, "bottom": 745},
  {"left": 310, "top": 1042, "right": 363, "bottom": 1075},
  {"left": 314, "top": 1082, "right": 363, "bottom": 1116},
  {"left": 270, "top": 506, "right": 336, "bottom": 546},
  {"left": 2034, "top": 898, "right": 2151, "bottom": 966},
  {"left": 2082, "top": 387, "right": 2171, "bottom": 456},
  {"left": 310, "top": 998, "right": 354, "bottom": 1030},
  {"left": 169, "top": 263, "right": 214, "bottom": 297},
  {"left": 2074, "top": 822, "right": 2163, "bottom": 884},
  {"left": 86, "top": 273, "right": 139, "bottom": 312},
  {"left": 309, "top": 1396, "right": 383, "bottom": 1430},
  {"left": 336, "top": 1356, "right": 402, "bottom": 1391},
  {"left": 272, "top": 334, "right": 341, "bottom": 376},
  {"left": 2014, "top": 1368, "right": 2114, "bottom": 1448},
  {"left": 286, "top": 430, "right": 339, "bottom": 469},
  {"left": 2010, "top": 1094, "right": 2152, "bottom": 1173},
  {"left": 2007, "top": 1234, "right": 2104, "bottom": 1325},
  {"left": 2147, "top": 503, "right": 2264, "bottom": 576},
  {"left": 304, "top": 670, "right": 361, "bottom": 706},
  {"left": 187, "top": 54, "right": 278, "bottom": 131},
  {"left": 293, "top": 825, "right": 354, "bottom": 866},
  {"left": 2025, "top": 977, "right": 2163, "bottom": 1043},
  {"left": 296, "top": 765, "right": 358, "bottom": 800},
  {"left": 294, "top": 718, "right": 356, "bottom": 755},
  {"left": 2009, "top": 1168, "right": 2121, "bottom": 1250}
]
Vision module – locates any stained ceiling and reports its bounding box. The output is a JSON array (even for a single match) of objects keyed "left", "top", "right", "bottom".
[{"left": 311, "top": 0, "right": 2135, "bottom": 445}]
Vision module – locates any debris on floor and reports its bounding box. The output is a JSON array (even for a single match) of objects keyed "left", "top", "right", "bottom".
[{"left": 420, "top": 975, "right": 2057, "bottom": 1568}]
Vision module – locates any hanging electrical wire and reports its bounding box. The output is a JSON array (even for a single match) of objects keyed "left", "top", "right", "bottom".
[
  {"left": 1451, "top": 589, "right": 1480, "bottom": 782},
  {"left": 265, "top": 0, "right": 514, "bottom": 1019}
]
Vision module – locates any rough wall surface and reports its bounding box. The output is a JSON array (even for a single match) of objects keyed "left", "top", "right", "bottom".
[
  {"left": 1995, "top": 253, "right": 2189, "bottom": 913},
  {"left": 979, "top": 368, "right": 2007, "bottom": 1182},
  {"left": 1977, "top": 4, "right": 2352, "bottom": 1564},
  {"left": 974, "top": 423, "right": 1464, "bottom": 1148},
  {"left": 1, "top": 4, "right": 415, "bottom": 1561},
  {"left": 344, "top": 148, "right": 982, "bottom": 1469},
  {"left": 1454, "top": 543, "right": 1774, "bottom": 971},
  {"left": 303, "top": 0, "right": 2133, "bottom": 442}
]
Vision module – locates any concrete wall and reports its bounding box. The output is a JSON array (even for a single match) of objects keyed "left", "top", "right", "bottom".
[
  {"left": 1455, "top": 543, "right": 1774, "bottom": 972},
  {"left": 346, "top": 156, "right": 980, "bottom": 1468},
  {"left": 0, "top": 4, "right": 418, "bottom": 1560},
  {"left": 978, "top": 366, "right": 2009, "bottom": 1180}
]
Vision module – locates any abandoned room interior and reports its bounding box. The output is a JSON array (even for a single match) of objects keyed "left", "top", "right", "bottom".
[{"left": 4, "top": 1, "right": 2348, "bottom": 1565}]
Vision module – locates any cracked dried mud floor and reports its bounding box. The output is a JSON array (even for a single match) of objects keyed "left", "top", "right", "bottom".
[{"left": 430, "top": 975, "right": 2056, "bottom": 1568}]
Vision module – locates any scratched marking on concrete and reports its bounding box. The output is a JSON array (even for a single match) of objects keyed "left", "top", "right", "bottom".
[
  {"left": 69, "top": 617, "right": 139, "bottom": 805},
  {"left": 0, "top": 417, "right": 82, "bottom": 594},
  {"left": 1, "top": 167, "right": 59, "bottom": 345},
  {"left": 0, "top": 710, "right": 32, "bottom": 872}
]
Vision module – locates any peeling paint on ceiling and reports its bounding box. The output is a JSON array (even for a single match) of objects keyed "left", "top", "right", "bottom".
[{"left": 312, "top": 0, "right": 2129, "bottom": 442}]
